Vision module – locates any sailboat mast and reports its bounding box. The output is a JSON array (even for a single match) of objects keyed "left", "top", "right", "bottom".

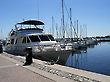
[
  {"left": 62, "top": 0, "right": 65, "bottom": 40},
  {"left": 52, "top": 16, "right": 54, "bottom": 36},
  {"left": 70, "top": 8, "right": 73, "bottom": 41},
  {"left": 0, "top": 28, "right": 2, "bottom": 40},
  {"left": 77, "top": 20, "right": 79, "bottom": 39},
  {"left": 56, "top": 23, "right": 58, "bottom": 39},
  {"left": 37, "top": 0, "right": 39, "bottom": 20}
]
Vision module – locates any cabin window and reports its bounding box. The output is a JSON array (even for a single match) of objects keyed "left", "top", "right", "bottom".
[
  {"left": 48, "top": 35, "right": 55, "bottom": 41},
  {"left": 11, "top": 39, "right": 14, "bottom": 44},
  {"left": 27, "top": 37, "right": 30, "bottom": 43},
  {"left": 15, "top": 39, "right": 17, "bottom": 44},
  {"left": 39, "top": 35, "right": 50, "bottom": 41},
  {"left": 29, "top": 35, "right": 40, "bottom": 42},
  {"left": 22, "top": 37, "right": 26, "bottom": 43}
]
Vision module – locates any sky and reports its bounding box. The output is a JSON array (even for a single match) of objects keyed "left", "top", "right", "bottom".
[{"left": 0, "top": 0, "right": 110, "bottom": 39}]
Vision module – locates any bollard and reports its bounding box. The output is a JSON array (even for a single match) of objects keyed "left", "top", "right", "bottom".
[
  {"left": 0, "top": 44, "right": 3, "bottom": 53},
  {"left": 23, "top": 47, "right": 33, "bottom": 66}
]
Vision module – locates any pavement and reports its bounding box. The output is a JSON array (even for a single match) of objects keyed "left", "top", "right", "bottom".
[
  {"left": 0, "top": 52, "right": 110, "bottom": 82},
  {"left": 0, "top": 52, "right": 76, "bottom": 82},
  {"left": 0, "top": 53, "right": 55, "bottom": 82}
]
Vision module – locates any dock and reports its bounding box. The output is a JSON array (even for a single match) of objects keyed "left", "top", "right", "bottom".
[
  {"left": 0, "top": 53, "right": 55, "bottom": 82},
  {"left": 0, "top": 52, "right": 110, "bottom": 82}
]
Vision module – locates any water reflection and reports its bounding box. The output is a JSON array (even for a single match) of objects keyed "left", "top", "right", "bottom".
[
  {"left": 65, "top": 48, "right": 88, "bottom": 69},
  {"left": 65, "top": 42, "right": 110, "bottom": 76}
]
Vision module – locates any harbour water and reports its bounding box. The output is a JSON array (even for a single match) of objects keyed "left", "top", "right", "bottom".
[
  {"left": 65, "top": 42, "right": 110, "bottom": 76},
  {"left": 37, "top": 42, "right": 110, "bottom": 76}
]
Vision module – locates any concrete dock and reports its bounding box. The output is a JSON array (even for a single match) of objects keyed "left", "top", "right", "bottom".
[
  {"left": 0, "top": 52, "right": 110, "bottom": 82},
  {"left": 0, "top": 53, "right": 55, "bottom": 82}
]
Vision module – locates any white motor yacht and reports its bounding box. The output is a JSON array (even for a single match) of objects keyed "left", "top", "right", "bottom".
[{"left": 5, "top": 20, "right": 71, "bottom": 61}]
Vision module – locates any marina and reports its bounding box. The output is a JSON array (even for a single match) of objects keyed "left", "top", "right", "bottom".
[
  {"left": 0, "top": 18, "right": 110, "bottom": 81},
  {"left": 0, "top": 21, "right": 110, "bottom": 81},
  {"left": 0, "top": 0, "right": 110, "bottom": 82},
  {"left": 0, "top": 19, "right": 110, "bottom": 81}
]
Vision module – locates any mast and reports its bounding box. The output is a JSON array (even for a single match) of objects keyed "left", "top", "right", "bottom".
[
  {"left": 0, "top": 28, "right": 3, "bottom": 40},
  {"left": 84, "top": 24, "right": 87, "bottom": 38},
  {"left": 52, "top": 16, "right": 54, "bottom": 36},
  {"left": 80, "top": 25, "right": 82, "bottom": 39},
  {"left": 82, "top": 24, "right": 87, "bottom": 38},
  {"left": 56, "top": 23, "right": 58, "bottom": 39},
  {"left": 62, "top": 0, "right": 65, "bottom": 40},
  {"left": 60, "top": 18, "right": 62, "bottom": 38},
  {"left": 76, "top": 20, "right": 79, "bottom": 40},
  {"left": 37, "top": 0, "right": 39, "bottom": 20},
  {"left": 70, "top": 8, "right": 73, "bottom": 41}
]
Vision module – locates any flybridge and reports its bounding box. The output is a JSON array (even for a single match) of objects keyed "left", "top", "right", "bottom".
[
  {"left": 17, "top": 20, "right": 44, "bottom": 25},
  {"left": 10, "top": 20, "right": 44, "bottom": 36},
  {"left": 15, "top": 20, "right": 44, "bottom": 30}
]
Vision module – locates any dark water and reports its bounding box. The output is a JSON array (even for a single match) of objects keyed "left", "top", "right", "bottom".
[
  {"left": 65, "top": 42, "right": 110, "bottom": 76},
  {"left": 36, "top": 42, "right": 110, "bottom": 76}
]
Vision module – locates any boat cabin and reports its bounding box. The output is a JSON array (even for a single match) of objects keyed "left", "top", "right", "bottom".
[{"left": 5, "top": 20, "right": 58, "bottom": 55}]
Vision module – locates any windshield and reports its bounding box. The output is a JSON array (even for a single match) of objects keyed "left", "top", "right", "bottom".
[
  {"left": 29, "top": 35, "right": 55, "bottom": 42},
  {"left": 29, "top": 35, "right": 40, "bottom": 42},
  {"left": 48, "top": 35, "right": 55, "bottom": 41},
  {"left": 39, "top": 35, "right": 50, "bottom": 41}
]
